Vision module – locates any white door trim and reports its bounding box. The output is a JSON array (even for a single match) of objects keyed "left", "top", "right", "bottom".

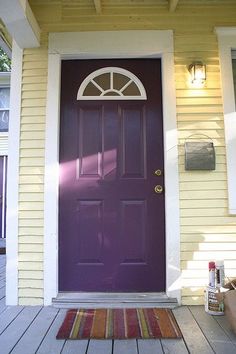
[
  {"left": 215, "top": 27, "right": 236, "bottom": 214},
  {"left": 44, "top": 30, "right": 181, "bottom": 305}
]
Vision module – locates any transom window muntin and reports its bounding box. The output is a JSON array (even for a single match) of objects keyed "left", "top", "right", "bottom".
[{"left": 77, "top": 67, "right": 147, "bottom": 100}]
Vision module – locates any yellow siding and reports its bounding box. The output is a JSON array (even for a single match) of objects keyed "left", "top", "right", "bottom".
[
  {"left": 19, "top": 1, "right": 236, "bottom": 305},
  {"left": 18, "top": 35, "right": 48, "bottom": 305}
]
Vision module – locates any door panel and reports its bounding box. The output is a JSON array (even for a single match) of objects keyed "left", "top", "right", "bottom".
[
  {"left": 77, "top": 200, "right": 104, "bottom": 264},
  {"left": 78, "top": 107, "right": 102, "bottom": 178},
  {"left": 59, "top": 59, "right": 165, "bottom": 292},
  {"left": 120, "top": 200, "right": 147, "bottom": 264},
  {"left": 121, "top": 107, "right": 146, "bottom": 178}
]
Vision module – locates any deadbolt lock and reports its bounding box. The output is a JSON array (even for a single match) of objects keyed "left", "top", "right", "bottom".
[
  {"left": 154, "top": 169, "right": 162, "bottom": 176},
  {"left": 154, "top": 185, "right": 163, "bottom": 194}
]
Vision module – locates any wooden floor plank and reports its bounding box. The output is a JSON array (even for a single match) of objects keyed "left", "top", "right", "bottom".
[
  {"left": 0, "top": 306, "right": 24, "bottom": 335},
  {"left": 0, "top": 306, "right": 42, "bottom": 354},
  {"left": 36, "top": 309, "right": 67, "bottom": 354},
  {"left": 213, "top": 315, "right": 236, "bottom": 345},
  {"left": 0, "top": 279, "right": 6, "bottom": 289},
  {"left": 190, "top": 305, "right": 236, "bottom": 353},
  {"left": 113, "top": 339, "right": 138, "bottom": 354},
  {"left": 1, "top": 250, "right": 236, "bottom": 354},
  {"left": 137, "top": 339, "right": 163, "bottom": 354},
  {"left": 0, "top": 286, "right": 5, "bottom": 300},
  {"left": 161, "top": 338, "right": 188, "bottom": 353},
  {"left": 0, "top": 262, "right": 5, "bottom": 269},
  {"left": 87, "top": 339, "right": 112, "bottom": 354},
  {"left": 61, "top": 339, "right": 88, "bottom": 354},
  {"left": 11, "top": 306, "right": 59, "bottom": 354},
  {"left": 0, "top": 255, "right": 6, "bottom": 263},
  {"left": 173, "top": 306, "right": 214, "bottom": 353},
  {"left": 0, "top": 297, "right": 6, "bottom": 315}
]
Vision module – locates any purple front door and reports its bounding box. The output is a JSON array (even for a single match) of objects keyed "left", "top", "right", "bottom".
[{"left": 59, "top": 59, "right": 165, "bottom": 292}]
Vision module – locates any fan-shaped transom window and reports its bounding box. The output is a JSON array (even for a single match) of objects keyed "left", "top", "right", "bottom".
[{"left": 77, "top": 67, "right": 147, "bottom": 100}]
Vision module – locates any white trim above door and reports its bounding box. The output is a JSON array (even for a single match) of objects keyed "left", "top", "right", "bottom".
[{"left": 44, "top": 30, "right": 181, "bottom": 305}]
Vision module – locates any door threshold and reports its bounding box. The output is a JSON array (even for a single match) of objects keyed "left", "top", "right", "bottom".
[{"left": 52, "top": 292, "right": 178, "bottom": 309}]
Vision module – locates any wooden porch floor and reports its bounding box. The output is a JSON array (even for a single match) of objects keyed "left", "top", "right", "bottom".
[{"left": 1, "top": 255, "right": 236, "bottom": 354}]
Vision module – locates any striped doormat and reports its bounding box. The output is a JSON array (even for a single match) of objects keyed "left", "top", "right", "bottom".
[{"left": 56, "top": 308, "right": 182, "bottom": 339}]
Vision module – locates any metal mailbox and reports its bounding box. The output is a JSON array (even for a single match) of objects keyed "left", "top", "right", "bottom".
[{"left": 185, "top": 141, "right": 215, "bottom": 170}]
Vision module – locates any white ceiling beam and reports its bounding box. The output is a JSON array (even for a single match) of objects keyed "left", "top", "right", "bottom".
[
  {"left": 169, "top": 0, "right": 179, "bottom": 12},
  {"left": 0, "top": 0, "right": 40, "bottom": 48},
  {"left": 93, "top": 0, "right": 102, "bottom": 14}
]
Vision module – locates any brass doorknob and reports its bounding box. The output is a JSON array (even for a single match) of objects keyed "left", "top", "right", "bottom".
[{"left": 154, "top": 185, "right": 163, "bottom": 194}]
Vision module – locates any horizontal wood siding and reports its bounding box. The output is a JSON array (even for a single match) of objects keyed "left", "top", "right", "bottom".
[
  {"left": 19, "top": 0, "right": 236, "bottom": 305},
  {"left": 18, "top": 34, "right": 48, "bottom": 305}
]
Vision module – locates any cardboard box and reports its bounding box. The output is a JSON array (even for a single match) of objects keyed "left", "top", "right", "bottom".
[{"left": 216, "top": 289, "right": 236, "bottom": 334}]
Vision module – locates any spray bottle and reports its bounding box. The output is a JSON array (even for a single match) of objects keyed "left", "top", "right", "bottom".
[{"left": 208, "top": 261, "right": 216, "bottom": 287}]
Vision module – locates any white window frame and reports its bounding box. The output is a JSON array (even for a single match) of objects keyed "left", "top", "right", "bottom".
[
  {"left": 77, "top": 67, "right": 147, "bottom": 100},
  {"left": 216, "top": 27, "right": 236, "bottom": 214},
  {"left": 44, "top": 30, "right": 180, "bottom": 305},
  {"left": 0, "top": 85, "right": 10, "bottom": 133}
]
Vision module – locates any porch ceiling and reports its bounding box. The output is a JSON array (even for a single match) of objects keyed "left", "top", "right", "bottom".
[
  {"left": 1, "top": 0, "right": 236, "bottom": 49},
  {"left": 28, "top": 0, "right": 236, "bottom": 14}
]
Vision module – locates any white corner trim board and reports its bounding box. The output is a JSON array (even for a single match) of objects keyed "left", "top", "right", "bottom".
[
  {"left": 6, "top": 40, "right": 23, "bottom": 305},
  {"left": 44, "top": 30, "right": 180, "bottom": 305},
  {"left": 216, "top": 27, "right": 236, "bottom": 214}
]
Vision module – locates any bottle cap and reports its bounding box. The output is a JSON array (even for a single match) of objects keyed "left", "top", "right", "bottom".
[
  {"left": 209, "top": 261, "right": 215, "bottom": 269},
  {"left": 215, "top": 260, "right": 224, "bottom": 267}
]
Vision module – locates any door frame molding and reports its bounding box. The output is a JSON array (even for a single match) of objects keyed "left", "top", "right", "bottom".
[{"left": 44, "top": 30, "right": 181, "bottom": 305}]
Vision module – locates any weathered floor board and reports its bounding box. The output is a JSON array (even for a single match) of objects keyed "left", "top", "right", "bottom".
[
  {"left": 36, "top": 309, "right": 67, "bottom": 354},
  {"left": 138, "top": 339, "right": 163, "bottom": 354},
  {"left": 190, "top": 305, "right": 236, "bottom": 354},
  {"left": 173, "top": 306, "right": 214, "bottom": 353},
  {"left": 0, "top": 306, "right": 42, "bottom": 354},
  {"left": 0, "top": 306, "right": 24, "bottom": 335},
  {"left": 61, "top": 339, "right": 89, "bottom": 354},
  {"left": 11, "top": 306, "right": 59, "bottom": 354},
  {"left": 214, "top": 314, "right": 236, "bottom": 345},
  {"left": 113, "top": 339, "right": 138, "bottom": 354},
  {"left": 0, "top": 255, "right": 236, "bottom": 353},
  {"left": 161, "top": 338, "right": 189, "bottom": 354},
  {"left": 0, "top": 297, "right": 7, "bottom": 315},
  {"left": 87, "top": 340, "right": 113, "bottom": 354}
]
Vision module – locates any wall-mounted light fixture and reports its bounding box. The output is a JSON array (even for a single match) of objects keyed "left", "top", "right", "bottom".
[{"left": 188, "top": 61, "right": 206, "bottom": 86}]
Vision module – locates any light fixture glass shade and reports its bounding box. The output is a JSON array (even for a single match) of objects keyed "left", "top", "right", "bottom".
[{"left": 188, "top": 62, "right": 206, "bottom": 84}]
